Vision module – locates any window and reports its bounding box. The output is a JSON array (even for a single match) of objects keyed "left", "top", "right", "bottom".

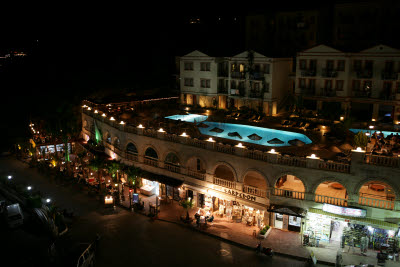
[
  {"left": 239, "top": 63, "right": 245, "bottom": 72},
  {"left": 184, "top": 78, "right": 193, "bottom": 86},
  {"left": 231, "top": 63, "right": 237, "bottom": 72},
  {"left": 200, "top": 79, "right": 211, "bottom": 88},
  {"left": 299, "top": 78, "right": 306, "bottom": 88},
  {"left": 365, "top": 60, "right": 373, "bottom": 70},
  {"left": 309, "top": 79, "right": 316, "bottom": 89},
  {"left": 363, "top": 80, "right": 372, "bottom": 90},
  {"left": 336, "top": 80, "right": 344, "bottom": 91},
  {"left": 184, "top": 62, "right": 193, "bottom": 71},
  {"left": 353, "top": 80, "right": 361, "bottom": 91},
  {"left": 325, "top": 80, "right": 333, "bottom": 90},
  {"left": 385, "top": 61, "right": 394, "bottom": 72},
  {"left": 200, "top": 62, "right": 211, "bottom": 71},
  {"left": 264, "top": 82, "right": 270, "bottom": 92},
  {"left": 309, "top": 60, "right": 317, "bottom": 70},
  {"left": 337, "top": 60, "right": 345, "bottom": 71},
  {"left": 253, "top": 83, "right": 260, "bottom": 90},
  {"left": 326, "top": 60, "right": 334, "bottom": 70},
  {"left": 353, "top": 60, "right": 362, "bottom": 71},
  {"left": 299, "top": 59, "right": 306, "bottom": 70},
  {"left": 265, "top": 64, "right": 270, "bottom": 74}
]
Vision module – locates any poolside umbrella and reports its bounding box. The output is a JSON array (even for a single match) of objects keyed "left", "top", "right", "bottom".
[
  {"left": 288, "top": 139, "right": 305, "bottom": 146},
  {"left": 248, "top": 133, "right": 262, "bottom": 141},
  {"left": 210, "top": 127, "right": 224, "bottom": 133},
  {"left": 310, "top": 144, "right": 320, "bottom": 150},
  {"left": 197, "top": 122, "right": 210, "bottom": 128},
  {"left": 329, "top": 145, "right": 342, "bottom": 153},
  {"left": 228, "top": 132, "right": 242, "bottom": 139},
  {"left": 267, "top": 138, "right": 284, "bottom": 144},
  {"left": 339, "top": 143, "right": 353, "bottom": 151}
]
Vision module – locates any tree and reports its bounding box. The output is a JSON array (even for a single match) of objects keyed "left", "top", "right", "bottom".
[
  {"left": 88, "top": 156, "right": 106, "bottom": 188},
  {"left": 179, "top": 199, "right": 194, "bottom": 222},
  {"left": 106, "top": 160, "right": 122, "bottom": 182},
  {"left": 124, "top": 165, "right": 142, "bottom": 191},
  {"left": 353, "top": 131, "right": 368, "bottom": 149}
]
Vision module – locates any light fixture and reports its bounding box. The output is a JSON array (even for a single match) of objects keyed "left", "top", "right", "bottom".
[
  {"left": 371, "top": 118, "right": 376, "bottom": 122},
  {"left": 365, "top": 133, "right": 370, "bottom": 136},
  {"left": 94, "top": 110, "right": 98, "bottom": 113},
  {"left": 236, "top": 143, "right": 244, "bottom": 148},
  {"left": 27, "top": 186, "right": 32, "bottom": 191},
  {"left": 46, "top": 198, "right": 51, "bottom": 203},
  {"left": 207, "top": 137, "right": 215, "bottom": 142},
  {"left": 138, "top": 124, "right": 144, "bottom": 128},
  {"left": 180, "top": 132, "right": 188, "bottom": 137},
  {"left": 356, "top": 147, "right": 362, "bottom": 152},
  {"left": 307, "top": 153, "right": 320, "bottom": 159},
  {"left": 7, "top": 175, "right": 12, "bottom": 179},
  {"left": 120, "top": 121, "right": 125, "bottom": 125},
  {"left": 270, "top": 149, "right": 276, "bottom": 153},
  {"left": 115, "top": 183, "right": 118, "bottom": 187},
  {"left": 158, "top": 128, "right": 165, "bottom": 132},
  {"left": 369, "top": 125, "right": 374, "bottom": 129},
  {"left": 102, "top": 113, "right": 106, "bottom": 117},
  {"left": 340, "top": 116, "right": 344, "bottom": 121},
  {"left": 110, "top": 117, "right": 115, "bottom": 121},
  {"left": 87, "top": 107, "right": 92, "bottom": 110}
]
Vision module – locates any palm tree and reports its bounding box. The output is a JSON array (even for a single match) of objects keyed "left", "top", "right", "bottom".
[
  {"left": 88, "top": 156, "right": 106, "bottom": 189},
  {"left": 124, "top": 165, "right": 142, "bottom": 192},
  {"left": 106, "top": 160, "right": 122, "bottom": 182},
  {"left": 179, "top": 199, "right": 194, "bottom": 222}
]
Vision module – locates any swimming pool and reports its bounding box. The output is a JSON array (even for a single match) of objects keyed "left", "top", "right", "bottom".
[
  {"left": 165, "top": 114, "right": 208, "bottom": 123},
  {"left": 350, "top": 129, "right": 400, "bottom": 136},
  {"left": 166, "top": 114, "right": 312, "bottom": 146}
]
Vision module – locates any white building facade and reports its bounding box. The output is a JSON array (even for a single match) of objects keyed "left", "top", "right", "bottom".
[
  {"left": 180, "top": 50, "right": 292, "bottom": 116},
  {"left": 295, "top": 44, "right": 400, "bottom": 123}
]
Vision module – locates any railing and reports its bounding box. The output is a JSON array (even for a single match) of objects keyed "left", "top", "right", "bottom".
[
  {"left": 250, "top": 72, "right": 265, "bottom": 80},
  {"left": 143, "top": 129, "right": 157, "bottom": 138},
  {"left": 356, "top": 69, "right": 373, "bottom": 79},
  {"left": 244, "top": 150, "right": 265, "bottom": 161},
  {"left": 248, "top": 91, "right": 263, "bottom": 98},
  {"left": 125, "top": 152, "right": 138, "bottom": 162},
  {"left": 321, "top": 69, "right": 338, "bottom": 78},
  {"left": 144, "top": 157, "right": 158, "bottom": 167},
  {"left": 187, "top": 169, "right": 206, "bottom": 180},
  {"left": 215, "top": 143, "right": 235, "bottom": 154},
  {"left": 164, "top": 134, "right": 179, "bottom": 143},
  {"left": 315, "top": 194, "right": 348, "bottom": 206},
  {"left": 114, "top": 147, "right": 123, "bottom": 156},
  {"left": 186, "top": 138, "right": 207, "bottom": 149},
  {"left": 272, "top": 188, "right": 305, "bottom": 200},
  {"left": 243, "top": 185, "right": 267, "bottom": 198},
  {"left": 318, "top": 161, "right": 350, "bottom": 173},
  {"left": 299, "top": 87, "right": 316, "bottom": 96},
  {"left": 218, "top": 70, "right": 229, "bottom": 77},
  {"left": 213, "top": 176, "right": 236, "bottom": 189},
  {"left": 125, "top": 126, "right": 137, "bottom": 134},
  {"left": 300, "top": 69, "right": 316, "bottom": 77},
  {"left": 231, "top": 71, "right": 245, "bottom": 79},
  {"left": 277, "top": 155, "right": 307, "bottom": 168},
  {"left": 364, "top": 154, "right": 400, "bottom": 168},
  {"left": 218, "top": 87, "right": 228, "bottom": 94},
  {"left": 165, "top": 163, "right": 181, "bottom": 173},
  {"left": 317, "top": 88, "right": 336, "bottom": 97},
  {"left": 358, "top": 196, "right": 394, "bottom": 210}
]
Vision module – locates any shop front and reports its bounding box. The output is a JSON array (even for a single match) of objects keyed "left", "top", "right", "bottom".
[
  {"left": 183, "top": 183, "right": 268, "bottom": 229},
  {"left": 304, "top": 204, "right": 399, "bottom": 253},
  {"left": 268, "top": 205, "right": 305, "bottom": 232}
]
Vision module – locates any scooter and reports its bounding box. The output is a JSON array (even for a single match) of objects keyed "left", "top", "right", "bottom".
[{"left": 256, "top": 242, "right": 274, "bottom": 257}]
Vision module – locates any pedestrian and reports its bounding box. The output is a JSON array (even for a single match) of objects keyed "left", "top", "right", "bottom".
[{"left": 348, "top": 237, "right": 355, "bottom": 253}]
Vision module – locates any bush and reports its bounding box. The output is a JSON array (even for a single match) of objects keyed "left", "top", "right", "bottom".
[{"left": 260, "top": 225, "right": 270, "bottom": 235}]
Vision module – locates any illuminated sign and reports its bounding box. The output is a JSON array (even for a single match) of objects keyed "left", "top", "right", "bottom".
[
  {"left": 323, "top": 204, "right": 366, "bottom": 218},
  {"left": 224, "top": 189, "right": 257, "bottom": 202}
]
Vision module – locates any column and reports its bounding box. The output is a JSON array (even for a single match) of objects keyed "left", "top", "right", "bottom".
[{"left": 372, "top": 103, "right": 379, "bottom": 121}]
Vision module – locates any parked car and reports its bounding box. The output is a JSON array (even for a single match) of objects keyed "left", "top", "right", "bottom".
[{"left": 4, "top": 203, "right": 24, "bottom": 228}]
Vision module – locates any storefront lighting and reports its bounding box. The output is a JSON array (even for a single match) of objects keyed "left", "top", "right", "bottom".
[
  {"left": 110, "top": 117, "right": 115, "bottom": 121},
  {"left": 138, "top": 124, "right": 144, "bottom": 128},
  {"left": 180, "top": 132, "right": 188, "bottom": 137},
  {"left": 120, "top": 121, "right": 125, "bottom": 125},
  {"left": 158, "top": 128, "right": 165, "bottom": 132},
  {"left": 104, "top": 195, "right": 113, "bottom": 204},
  {"left": 207, "top": 137, "right": 215, "bottom": 142}
]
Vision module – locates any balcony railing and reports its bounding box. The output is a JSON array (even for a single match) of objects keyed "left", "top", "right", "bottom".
[
  {"left": 318, "top": 161, "right": 350, "bottom": 173},
  {"left": 231, "top": 71, "right": 245, "bottom": 79},
  {"left": 272, "top": 188, "right": 305, "bottom": 200},
  {"left": 144, "top": 157, "right": 158, "bottom": 167},
  {"left": 213, "top": 176, "right": 236, "bottom": 189},
  {"left": 277, "top": 155, "right": 307, "bottom": 168},
  {"left": 230, "top": 89, "right": 245, "bottom": 97},
  {"left": 355, "top": 69, "right": 373, "bottom": 79},
  {"left": 125, "top": 152, "right": 138, "bottom": 162},
  {"left": 248, "top": 91, "right": 263, "bottom": 98},
  {"left": 165, "top": 163, "right": 181, "bottom": 173},
  {"left": 300, "top": 69, "right": 316, "bottom": 77},
  {"left": 358, "top": 196, "right": 394, "bottom": 210},
  {"left": 381, "top": 71, "right": 397, "bottom": 80},
  {"left": 243, "top": 185, "right": 267, "bottom": 198},
  {"left": 187, "top": 169, "right": 206, "bottom": 180},
  {"left": 364, "top": 154, "right": 400, "bottom": 168},
  {"left": 315, "top": 194, "right": 348, "bottom": 206},
  {"left": 215, "top": 143, "right": 235, "bottom": 154},
  {"left": 250, "top": 72, "right": 265, "bottom": 80},
  {"left": 218, "top": 87, "right": 228, "bottom": 94},
  {"left": 321, "top": 69, "right": 338, "bottom": 78}
]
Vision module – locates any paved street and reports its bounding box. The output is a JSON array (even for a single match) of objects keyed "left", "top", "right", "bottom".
[{"left": 0, "top": 157, "right": 325, "bottom": 267}]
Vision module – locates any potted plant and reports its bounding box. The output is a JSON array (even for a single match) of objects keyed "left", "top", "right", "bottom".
[
  {"left": 258, "top": 225, "right": 270, "bottom": 239},
  {"left": 179, "top": 199, "right": 194, "bottom": 223}
]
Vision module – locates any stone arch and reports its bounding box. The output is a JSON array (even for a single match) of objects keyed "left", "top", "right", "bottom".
[
  {"left": 112, "top": 136, "right": 121, "bottom": 148},
  {"left": 354, "top": 177, "right": 399, "bottom": 200},
  {"left": 164, "top": 151, "right": 181, "bottom": 166},
  {"left": 144, "top": 146, "right": 159, "bottom": 159},
  {"left": 273, "top": 172, "right": 307, "bottom": 193},
  {"left": 212, "top": 162, "right": 238, "bottom": 182},
  {"left": 185, "top": 155, "right": 207, "bottom": 173},
  {"left": 311, "top": 177, "right": 348, "bottom": 195},
  {"left": 313, "top": 178, "right": 348, "bottom": 206},
  {"left": 126, "top": 142, "right": 138, "bottom": 154},
  {"left": 242, "top": 169, "right": 269, "bottom": 191}
]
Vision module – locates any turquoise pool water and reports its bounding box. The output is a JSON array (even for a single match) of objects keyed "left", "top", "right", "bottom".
[
  {"left": 165, "top": 114, "right": 208, "bottom": 123},
  {"left": 166, "top": 114, "right": 312, "bottom": 146},
  {"left": 350, "top": 129, "right": 400, "bottom": 136}
]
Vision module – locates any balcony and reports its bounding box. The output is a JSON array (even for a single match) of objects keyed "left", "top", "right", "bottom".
[
  {"left": 299, "top": 87, "right": 316, "bottom": 96},
  {"left": 321, "top": 68, "right": 338, "bottom": 78},
  {"left": 218, "top": 69, "right": 229, "bottom": 77},
  {"left": 213, "top": 176, "right": 236, "bottom": 189},
  {"left": 249, "top": 72, "right": 265, "bottom": 81},
  {"left": 355, "top": 69, "right": 373, "bottom": 79},
  {"left": 272, "top": 188, "right": 305, "bottom": 200},
  {"left": 300, "top": 69, "right": 316, "bottom": 77},
  {"left": 243, "top": 185, "right": 268, "bottom": 198},
  {"left": 230, "top": 89, "right": 245, "bottom": 97},
  {"left": 248, "top": 91, "right": 263, "bottom": 98},
  {"left": 187, "top": 169, "right": 206, "bottom": 180},
  {"left": 352, "top": 90, "right": 371, "bottom": 98},
  {"left": 164, "top": 163, "right": 181, "bottom": 173},
  {"left": 144, "top": 157, "right": 158, "bottom": 167},
  {"left": 317, "top": 88, "right": 336, "bottom": 97},
  {"left": 218, "top": 87, "right": 228, "bottom": 94},
  {"left": 381, "top": 71, "right": 397, "bottom": 80},
  {"left": 231, "top": 71, "right": 245, "bottom": 79}
]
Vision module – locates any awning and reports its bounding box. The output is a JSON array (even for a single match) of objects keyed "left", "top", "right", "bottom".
[
  {"left": 308, "top": 208, "right": 398, "bottom": 230},
  {"left": 140, "top": 170, "right": 184, "bottom": 187},
  {"left": 268, "top": 205, "right": 306, "bottom": 218}
]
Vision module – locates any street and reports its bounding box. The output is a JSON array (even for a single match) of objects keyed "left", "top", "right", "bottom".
[{"left": 0, "top": 157, "right": 324, "bottom": 267}]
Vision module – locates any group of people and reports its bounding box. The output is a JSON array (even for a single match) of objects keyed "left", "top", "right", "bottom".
[
  {"left": 367, "top": 131, "right": 400, "bottom": 156},
  {"left": 194, "top": 208, "right": 214, "bottom": 228}
]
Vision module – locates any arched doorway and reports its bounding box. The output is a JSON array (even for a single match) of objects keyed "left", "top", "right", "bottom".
[
  {"left": 274, "top": 174, "right": 305, "bottom": 199},
  {"left": 144, "top": 147, "right": 158, "bottom": 167},
  {"left": 164, "top": 152, "right": 180, "bottom": 173},
  {"left": 213, "top": 164, "right": 235, "bottom": 189},
  {"left": 243, "top": 171, "right": 268, "bottom": 198},
  {"left": 315, "top": 181, "right": 348, "bottom": 206},
  {"left": 359, "top": 181, "right": 395, "bottom": 210},
  {"left": 126, "top": 142, "right": 138, "bottom": 161}
]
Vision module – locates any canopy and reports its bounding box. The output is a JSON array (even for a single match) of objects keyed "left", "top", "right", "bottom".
[
  {"left": 288, "top": 139, "right": 305, "bottom": 146},
  {"left": 247, "top": 133, "right": 262, "bottom": 141},
  {"left": 140, "top": 170, "right": 183, "bottom": 187},
  {"left": 210, "top": 127, "right": 224, "bottom": 133},
  {"left": 268, "top": 205, "right": 306, "bottom": 218},
  {"left": 228, "top": 132, "right": 242, "bottom": 139},
  {"left": 267, "top": 138, "right": 284, "bottom": 144}
]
